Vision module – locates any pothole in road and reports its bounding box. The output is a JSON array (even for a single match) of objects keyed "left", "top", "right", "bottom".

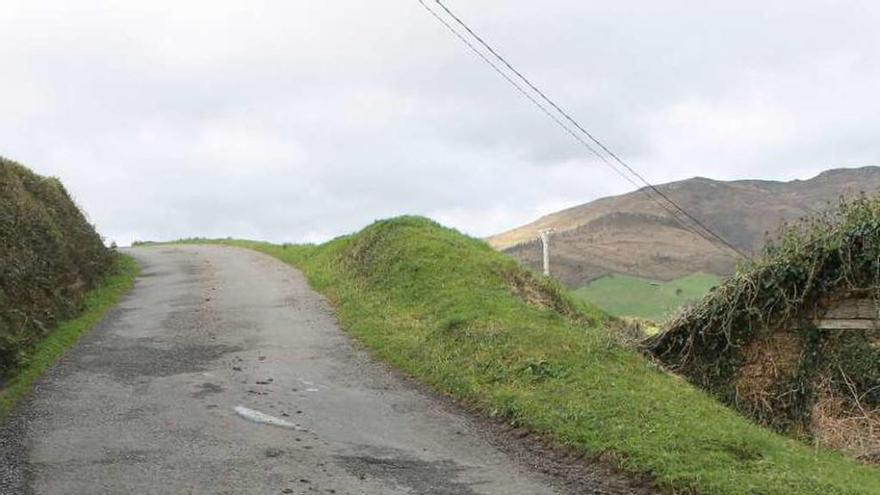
[
  {"left": 336, "top": 447, "right": 479, "bottom": 495},
  {"left": 79, "top": 338, "right": 241, "bottom": 382},
  {"left": 192, "top": 382, "right": 225, "bottom": 399}
]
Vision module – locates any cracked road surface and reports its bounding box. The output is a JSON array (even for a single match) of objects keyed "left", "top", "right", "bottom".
[{"left": 0, "top": 245, "right": 572, "bottom": 495}]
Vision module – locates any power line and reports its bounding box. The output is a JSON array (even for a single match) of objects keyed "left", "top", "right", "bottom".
[
  {"left": 419, "top": 0, "right": 750, "bottom": 260},
  {"left": 416, "top": 2, "right": 603, "bottom": 162},
  {"left": 414, "top": 0, "right": 719, "bottom": 254},
  {"left": 430, "top": 0, "right": 747, "bottom": 259}
]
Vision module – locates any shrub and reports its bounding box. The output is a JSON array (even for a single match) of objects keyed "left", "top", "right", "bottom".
[{"left": 649, "top": 194, "right": 880, "bottom": 459}]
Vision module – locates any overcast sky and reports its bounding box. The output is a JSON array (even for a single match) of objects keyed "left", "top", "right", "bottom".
[{"left": 2, "top": 1, "right": 878, "bottom": 245}]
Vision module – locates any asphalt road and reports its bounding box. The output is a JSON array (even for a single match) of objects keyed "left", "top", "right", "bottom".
[{"left": 0, "top": 245, "right": 575, "bottom": 495}]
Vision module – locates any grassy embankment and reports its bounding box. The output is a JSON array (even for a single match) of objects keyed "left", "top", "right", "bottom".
[
  {"left": 1, "top": 158, "right": 138, "bottom": 419},
  {"left": 574, "top": 273, "right": 721, "bottom": 321},
  {"left": 0, "top": 255, "right": 138, "bottom": 419},
  {"left": 193, "top": 217, "right": 878, "bottom": 495}
]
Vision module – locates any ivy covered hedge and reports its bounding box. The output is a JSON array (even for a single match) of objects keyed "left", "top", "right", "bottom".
[
  {"left": 648, "top": 194, "right": 880, "bottom": 459},
  {"left": 0, "top": 158, "right": 112, "bottom": 377}
]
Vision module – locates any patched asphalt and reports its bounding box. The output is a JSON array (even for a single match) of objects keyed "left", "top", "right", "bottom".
[{"left": 0, "top": 245, "right": 588, "bottom": 495}]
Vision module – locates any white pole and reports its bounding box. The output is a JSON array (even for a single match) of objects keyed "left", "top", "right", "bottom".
[{"left": 539, "top": 229, "right": 552, "bottom": 277}]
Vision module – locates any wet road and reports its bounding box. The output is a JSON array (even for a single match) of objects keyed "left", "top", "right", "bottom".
[{"left": 0, "top": 245, "right": 568, "bottom": 495}]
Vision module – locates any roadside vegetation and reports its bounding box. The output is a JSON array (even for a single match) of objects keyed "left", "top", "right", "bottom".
[
  {"left": 194, "top": 217, "right": 879, "bottom": 495},
  {"left": 651, "top": 195, "right": 880, "bottom": 462},
  {"left": 0, "top": 255, "right": 138, "bottom": 418},
  {"left": 1, "top": 158, "right": 114, "bottom": 375},
  {"left": 574, "top": 273, "right": 720, "bottom": 321},
  {"left": 0, "top": 158, "right": 134, "bottom": 418}
]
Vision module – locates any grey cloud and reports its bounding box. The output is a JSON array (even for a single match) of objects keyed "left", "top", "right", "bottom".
[{"left": 1, "top": 0, "right": 877, "bottom": 245}]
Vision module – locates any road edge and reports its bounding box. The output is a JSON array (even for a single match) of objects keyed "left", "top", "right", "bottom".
[{"left": 0, "top": 253, "right": 140, "bottom": 421}]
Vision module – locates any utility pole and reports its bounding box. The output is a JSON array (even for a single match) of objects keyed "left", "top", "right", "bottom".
[{"left": 539, "top": 229, "right": 553, "bottom": 277}]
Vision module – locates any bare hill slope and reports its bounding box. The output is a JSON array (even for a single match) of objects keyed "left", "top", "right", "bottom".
[{"left": 490, "top": 167, "right": 880, "bottom": 287}]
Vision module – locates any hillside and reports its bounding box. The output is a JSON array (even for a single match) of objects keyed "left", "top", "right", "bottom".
[
  {"left": 490, "top": 166, "right": 880, "bottom": 287},
  {"left": 0, "top": 158, "right": 114, "bottom": 376}
]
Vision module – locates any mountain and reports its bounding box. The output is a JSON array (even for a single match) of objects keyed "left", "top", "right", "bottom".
[{"left": 489, "top": 166, "right": 880, "bottom": 288}]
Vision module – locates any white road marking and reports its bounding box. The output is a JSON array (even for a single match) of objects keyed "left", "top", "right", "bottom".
[{"left": 234, "top": 406, "right": 305, "bottom": 430}]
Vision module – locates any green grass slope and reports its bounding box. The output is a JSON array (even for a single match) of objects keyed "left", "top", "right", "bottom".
[
  {"left": 201, "top": 217, "right": 878, "bottom": 495},
  {"left": 575, "top": 273, "right": 721, "bottom": 321}
]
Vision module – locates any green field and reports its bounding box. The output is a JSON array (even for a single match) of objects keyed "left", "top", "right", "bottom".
[
  {"left": 181, "top": 218, "right": 880, "bottom": 495},
  {"left": 574, "top": 273, "right": 721, "bottom": 321}
]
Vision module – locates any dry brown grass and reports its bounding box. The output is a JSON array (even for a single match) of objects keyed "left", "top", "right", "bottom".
[
  {"left": 811, "top": 380, "right": 880, "bottom": 464},
  {"left": 734, "top": 331, "right": 803, "bottom": 409},
  {"left": 609, "top": 317, "right": 658, "bottom": 347},
  {"left": 503, "top": 268, "right": 585, "bottom": 321},
  {"left": 729, "top": 332, "right": 880, "bottom": 464},
  {"left": 507, "top": 270, "right": 557, "bottom": 311}
]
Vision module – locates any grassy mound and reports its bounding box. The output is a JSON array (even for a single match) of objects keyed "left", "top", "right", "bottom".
[
  {"left": 0, "top": 158, "right": 113, "bottom": 377},
  {"left": 650, "top": 196, "right": 880, "bottom": 461},
  {"left": 207, "top": 217, "right": 879, "bottom": 494},
  {"left": 574, "top": 273, "right": 720, "bottom": 321}
]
